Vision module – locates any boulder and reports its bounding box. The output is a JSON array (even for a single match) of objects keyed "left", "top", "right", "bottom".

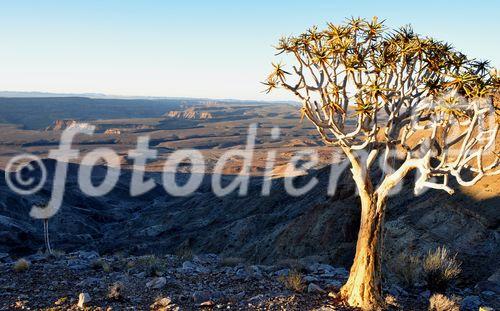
[
  {"left": 146, "top": 277, "right": 167, "bottom": 289},
  {"left": 307, "top": 283, "right": 325, "bottom": 293},
  {"left": 461, "top": 296, "right": 482, "bottom": 310},
  {"left": 77, "top": 292, "right": 91, "bottom": 308}
]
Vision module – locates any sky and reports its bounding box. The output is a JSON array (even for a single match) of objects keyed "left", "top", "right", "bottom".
[{"left": 0, "top": 0, "right": 499, "bottom": 101}]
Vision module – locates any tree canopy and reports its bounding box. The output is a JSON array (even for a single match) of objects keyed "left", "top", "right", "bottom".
[{"left": 266, "top": 16, "right": 499, "bottom": 194}]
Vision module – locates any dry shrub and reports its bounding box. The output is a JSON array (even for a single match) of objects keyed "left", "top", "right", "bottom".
[
  {"left": 428, "top": 293, "right": 460, "bottom": 311},
  {"left": 423, "top": 247, "right": 461, "bottom": 292},
  {"left": 13, "top": 258, "right": 30, "bottom": 272},
  {"left": 136, "top": 255, "right": 166, "bottom": 276},
  {"left": 175, "top": 247, "right": 194, "bottom": 261},
  {"left": 278, "top": 270, "right": 305, "bottom": 293},
  {"left": 392, "top": 253, "right": 421, "bottom": 287},
  {"left": 91, "top": 258, "right": 111, "bottom": 273},
  {"left": 221, "top": 257, "right": 245, "bottom": 267}
]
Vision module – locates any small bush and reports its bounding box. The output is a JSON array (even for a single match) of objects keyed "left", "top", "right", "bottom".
[
  {"left": 13, "top": 258, "right": 30, "bottom": 272},
  {"left": 428, "top": 293, "right": 459, "bottom": 311},
  {"left": 136, "top": 255, "right": 166, "bottom": 276},
  {"left": 278, "top": 270, "right": 305, "bottom": 293},
  {"left": 108, "top": 282, "right": 124, "bottom": 301},
  {"left": 91, "top": 258, "right": 111, "bottom": 273},
  {"left": 423, "top": 247, "right": 461, "bottom": 292},
  {"left": 175, "top": 248, "right": 194, "bottom": 261},
  {"left": 126, "top": 260, "right": 136, "bottom": 270},
  {"left": 392, "top": 253, "right": 421, "bottom": 287}
]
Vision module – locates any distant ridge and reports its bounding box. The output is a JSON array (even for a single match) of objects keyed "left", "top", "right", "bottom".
[{"left": 0, "top": 91, "right": 299, "bottom": 105}]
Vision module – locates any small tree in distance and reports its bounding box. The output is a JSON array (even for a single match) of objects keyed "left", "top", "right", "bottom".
[{"left": 266, "top": 17, "right": 499, "bottom": 310}]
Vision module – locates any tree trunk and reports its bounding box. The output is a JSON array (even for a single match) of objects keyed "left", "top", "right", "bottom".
[{"left": 340, "top": 193, "right": 386, "bottom": 310}]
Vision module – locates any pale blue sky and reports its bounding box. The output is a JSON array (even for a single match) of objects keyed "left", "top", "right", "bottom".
[{"left": 0, "top": 1, "right": 498, "bottom": 100}]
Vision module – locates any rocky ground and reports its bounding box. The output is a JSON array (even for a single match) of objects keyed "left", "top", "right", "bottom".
[{"left": 1, "top": 251, "right": 498, "bottom": 311}]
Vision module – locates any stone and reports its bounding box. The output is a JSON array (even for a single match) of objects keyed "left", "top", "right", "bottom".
[
  {"left": 151, "top": 297, "right": 172, "bottom": 308},
  {"left": 193, "top": 254, "right": 221, "bottom": 266},
  {"left": 67, "top": 259, "right": 90, "bottom": 270},
  {"left": 248, "top": 265, "right": 263, "bottom": 278},
  {"left": 274, "top": 268, "right": 290, "bottom": 277},
  {"left": 304, "top": 275, "right": 320, "bottom": 283},
  {"left": 232, "top": 291, "right": 246, "bottom": 300},
  {"left": 146, "top": 277, "right": 167, "bottom": 289},
  {"left": 181, "top": 261, "right": 210, "bottom": 274},
  {"left": 419, "top": 290, "right": 431, "bottom": 299},
  {"left": 327, "top": 291, "right": 338, "bottom": 299},
  {"left": 307, "top": 263, "right": 338, "bottom": 275},
  {"left": 26, "top": 253, "right": 48, "bottom": 262},
  {"left": 332, "top": 267, "right": 349, "bottom": 278},
  {"left": 461, "top": 296, "right": 482, "bottom": 310},
  {"left": 77, "top": 251, "right": 99, "bottom": 261},
  {"left": 307, "top": 283, "right": 325, "bottom": 293},
  {"left": 108, "top": 282, "right": 124, "bottom": 300},
  {"left": 475, "top": 280, "right": 500, "bottom": 294},
  {"left": 77, "top": 293, "right": 91, "bottom": 308},
  {"left": 235, "top": 268, "right": 249, "bottom": 279},
  {"left": 134, "top": 272, "right": 146, "bottom": 278},
  {"left": 200, "top": 300, "right": 215, "bottom": 307},
  {"left": 487, "top": 270, "right": 500, "bottom": 283},
  {"left": 76, "top": 277, "right": 101, "bottom": 287},
  {"left": 387, "top": 285, "right": 408, "bottom": 297},
  {"left": 248, "top": 294, "right": 265, "bottom": 303},
  {"left": 192, "top": 290, "right": 214, "bottom": 303},
  {"left": 325, "top": 279, "right": 343, "bottom": 289},
  {"left": 480, "top": 290, "right": 495, "bottom": 297}
]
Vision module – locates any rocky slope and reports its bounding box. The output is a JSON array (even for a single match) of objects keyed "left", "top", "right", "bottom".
[
  {"left": 0, "top": 159, "right": 498, "bottom": 309},
  {"left": 0, "top": 251, "right": 357, "bottom": 310},
  {"left": 1, "top": 251, "right": 496, "bottom": 310}
]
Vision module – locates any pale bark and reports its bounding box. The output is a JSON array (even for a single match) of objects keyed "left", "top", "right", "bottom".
[
  {"left": 340, "top": 191, "right": 386, "bottom": 310},
  {"left": 339, "top": 156, "right": 419, "bottom": 310}
]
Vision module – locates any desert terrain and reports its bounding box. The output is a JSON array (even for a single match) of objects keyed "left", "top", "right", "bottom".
[{"left": 0, "top": 96, "right": 498, "bottom": 310}]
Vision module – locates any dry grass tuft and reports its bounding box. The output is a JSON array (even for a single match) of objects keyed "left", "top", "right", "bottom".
[
  {"left": 175, "top": 248, "right": 194, "bottom": 261},
  {"left": 423, "top": 247, "right": 461, "bottom": 292},
  {"left": 278, "top": 270, "right": 305, "bottom": 293},
  {"left": 428, "top": 293, "right": 460, "bottom": 311},
  {"left": 136, "top": 255, "right": 166, "bottom": 276},
  {"left": 13, "top": 258, "right": 30, "bottom": 273},
  {"left": 392, "top": 253, "right": 421, "bottom": 287},
  {"left": 91, "top": 258, "right": 111, "bottom": 273}
]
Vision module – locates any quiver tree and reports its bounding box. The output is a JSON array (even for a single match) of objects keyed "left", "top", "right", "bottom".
[{"left": 266, "top": 17, "right": 499, "bottom": 310}]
